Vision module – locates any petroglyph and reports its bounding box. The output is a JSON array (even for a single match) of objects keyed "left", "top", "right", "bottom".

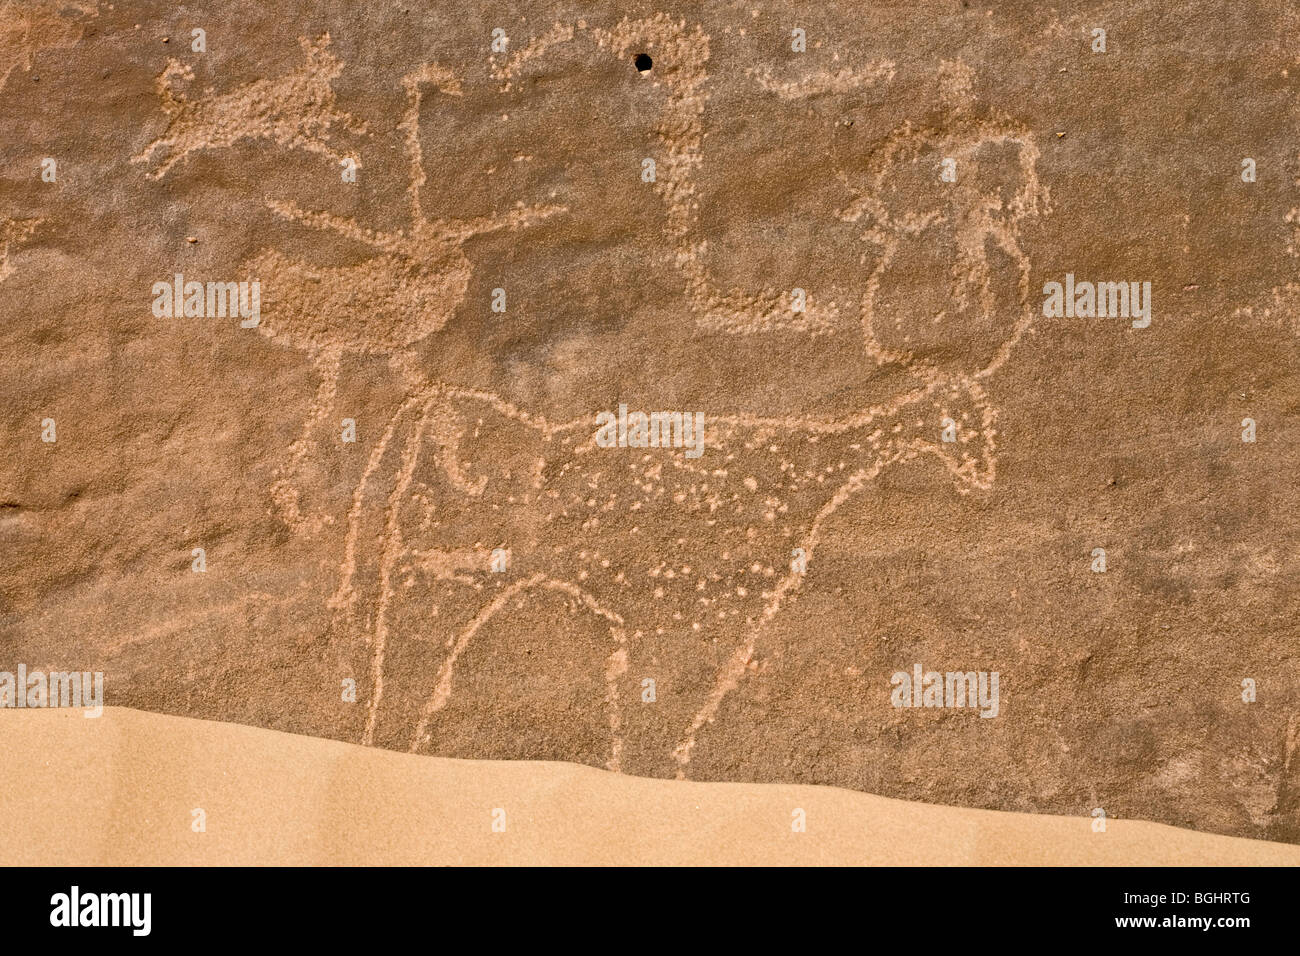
[
  {"left": 290, "top": 18, "right": 1043, "bottom": 774},
  {"left": 132, "top": 34, "right": 367, "bottom": 180},
  {"left": 409, "top": 571, "right": 629, "bottom": 769},
  {"left": 4, "top": 0, "right": 1297, "bottom": 852},
  {"left": 338, "top": 370, "right": 998, "bottom": 770},
  {"left": 749, "top": 61, "right": 897, "bottom": 101},
  {"left": 242, "top": 58, "right": 564, "bottom": 533},
  {"left": 496, "top": 15, "right": 868, "bottom": 336},
  {"left": 118, "top": 12, "right": 1040, "bottom": 776},
  {"left": 839, "top": 114, "right": 1049, "bottom": 383},
  {"left": 0, "top": 0, "right": 97, "bottom": 88},
  {"left": 668, "top": 393, "right": 1001, "bottom": 771},
  {"left": 596, "top": 15, "right": 847, "bottom": 336},
  {"left": 489, "top": 21, "right": 575, "bottom": 89}
]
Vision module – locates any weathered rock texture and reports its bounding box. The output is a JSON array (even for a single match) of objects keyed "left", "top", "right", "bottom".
[{"left": 2, "top": 0, "right": 1299, "bottom": 844}]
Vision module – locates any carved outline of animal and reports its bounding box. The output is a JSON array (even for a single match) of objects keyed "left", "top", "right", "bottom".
[
  {"left": 314, "top": 17, "right": 1046, "bottom": 774},
  {"left": 131, "top": 34, "right": 367, "bottom": 181},
  {"left": 838, "top": 113, "right": 1049, "bottom": 386},
  {"left": 331, "top": 375, "right": 996, "bottom": 772}
]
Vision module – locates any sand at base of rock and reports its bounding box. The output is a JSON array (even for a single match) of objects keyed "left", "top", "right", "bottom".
[{"left": 1, "top": 707, "right": 1296, "bottom": 865}]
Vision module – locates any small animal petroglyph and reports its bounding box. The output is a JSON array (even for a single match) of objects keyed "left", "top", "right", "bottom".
[
  {"left": 132, "top": 34, "right": 367, "bottom": 180},
  {"left": 839, "top": 113, "right": 1049, "bottom": 384}
]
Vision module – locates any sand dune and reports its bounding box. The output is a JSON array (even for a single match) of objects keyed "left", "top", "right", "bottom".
[{"left": 1, "top": 707, "right": 1295, "bottom": 866}]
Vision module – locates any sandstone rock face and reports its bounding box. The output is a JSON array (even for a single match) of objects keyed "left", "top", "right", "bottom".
[{"left": 2, "top": 1, "right": 1298, "bottom": 844}]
